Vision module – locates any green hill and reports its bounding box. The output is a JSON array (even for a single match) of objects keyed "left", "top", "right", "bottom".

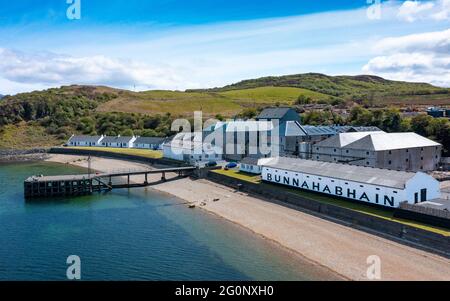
[{"left": 0, "top": 73, "right": 449, "bottom": 149}]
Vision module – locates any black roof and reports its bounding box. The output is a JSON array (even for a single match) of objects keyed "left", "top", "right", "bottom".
[{"left": 257, "top": 107, "right": 293, "bottom": 120}]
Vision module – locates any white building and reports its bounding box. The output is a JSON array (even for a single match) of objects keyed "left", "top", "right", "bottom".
[
  {"left": 261, "top": 157, "right": 441, "bottom": 208},
  {"left": 134, "top": 137, "right": 167, "bottom": 150},
  {"left": 313, "top": 132, "right": 442, "bottom": 172},
  {"left": 100, "top": 136, "right": 137, "bottom": 148},
  {"left": 240, "top": 157, "right": 273, "bottom": 174},
  {"left": 163, "top": 133, "right": 222, "bottom": 164},
  {"left": 68, "top": 135, "right": 104, "bottom": 147}
]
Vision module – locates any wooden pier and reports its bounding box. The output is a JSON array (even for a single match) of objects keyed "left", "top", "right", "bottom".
[{"left": 24, "top": 167, "right": 196, "bottom": 199}]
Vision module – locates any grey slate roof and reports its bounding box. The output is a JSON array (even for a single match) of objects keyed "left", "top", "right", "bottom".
[
  {"left": 102, "top": 136, "right": 134, "bottom": 144},
  {"left": 257, "top": 107, "right": 292, "bottom": 120},
  {"left": 261, "top": 157, "right": 418, "bottom": 189},
  {"left": 285, "top": 122, "right": 336, "bottom": 137},
  {"left": 134, "top": 137, "right": 166, "bottom": 145},
  {"left": 345, "top": 132, "right": 441, "bottom": 151},
  {"left": 314, "top": 132, "right": 381, "bottom": 148},
  {"left": 333, "top": 125, "right": 383, "bottom": 133},
  {"left": 68, "top": 135, "right": 103, "bottom": 143}
]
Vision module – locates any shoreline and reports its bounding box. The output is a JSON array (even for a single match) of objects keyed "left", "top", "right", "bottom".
[{"left": 44, "top": 154, "right": 450, "bottom": 281}]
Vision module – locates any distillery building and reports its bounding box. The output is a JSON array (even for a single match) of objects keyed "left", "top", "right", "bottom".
[
  {"left": 312, "top": 132, "right": 442, "bottom": 172},
  {"left": 261, "top": 157, "right": 441, "bottom": 208}
]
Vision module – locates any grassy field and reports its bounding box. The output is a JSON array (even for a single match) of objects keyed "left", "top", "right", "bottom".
[
  {"left": 219, "top": 87, "right": 329, "bottom": 104},
  {"left": 211, "top": 169, "right": 450, "bottom": 236},
  {"left": 65, "top": 147, "right": 164, "bottom": 159},
  {"left": 96, "top": 86, "right": 331, "bottom": 117}
]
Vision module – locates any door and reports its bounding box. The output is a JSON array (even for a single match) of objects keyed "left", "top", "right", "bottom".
[
  {"left": 414, "top": 193, "right": 419, "bottom": 204},
  {"left": 420, "top": 189, "right": 427, "bottom": 202}
]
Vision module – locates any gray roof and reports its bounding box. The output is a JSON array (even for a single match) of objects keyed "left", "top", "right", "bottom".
[
  {"left": 333, "top": 125, "right": 383, "bottom": 133},
  {"left": 346, "top": 132, "right": 441, "bottom": 151},
  {"left": 261, "top": 157, "right": 418, "bottom": 189},
  {"left": 285, "top": 122, "right": 336, "bottom": 137},
  {"left": 134, "top": 137, "right": 166, "bottom": 145},
  {"left": 68, "top": 135, "right": 103, "bottom": 143},
  {"left": 241, "top": 157, "right": 259, "bottom": 165},
  {"left": 314, "top": 132, "right": 381, "bottom": 148},
  {"left": 257, "top": 107, "right": 293, "bottom": 120},
  {"left": 102, "top": 136, "right": 134, "bottom": 144}
]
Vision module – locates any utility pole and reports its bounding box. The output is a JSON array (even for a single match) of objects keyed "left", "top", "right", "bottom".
[{"left": 88, "top": 156, "right": 92, "bottom": 178}]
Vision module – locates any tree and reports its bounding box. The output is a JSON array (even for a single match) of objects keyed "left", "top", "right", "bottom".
[
  {"left": 296, "top": 95, "right": 312, "bottom": 105},
  {"left": 411, "top": 114, "right": 433, "bottom": 136}
]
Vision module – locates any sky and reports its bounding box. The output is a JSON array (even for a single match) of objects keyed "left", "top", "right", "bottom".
[{"left": 0, "top": 0, "right": 449, "bottom": 95}]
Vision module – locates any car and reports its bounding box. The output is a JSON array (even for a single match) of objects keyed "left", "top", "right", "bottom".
[
  {"left": 205, "top": 161, "right": 217, "bottom": 167},
  {"left": 225, "top": 162, "right": 238, "bottom": 169}
]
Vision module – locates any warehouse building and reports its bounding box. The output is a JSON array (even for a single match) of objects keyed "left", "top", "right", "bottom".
[
  {"left": 163, "top": 133, "right": 222, "bottom": 164},
  {"left": 284, "top": 122, "right": 336, "bottom": 158},
  {"left": 261, "top": 157, "right": 441, "bottom": 208},
  {"left": 312, "top": 132, "right": 442, "bottom": 172}
]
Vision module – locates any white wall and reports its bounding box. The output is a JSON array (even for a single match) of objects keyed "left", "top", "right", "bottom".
[
  {"left": 240, "top": 164, "right": 262, "bottom": 174},
  {"left": 405, "top": 172, "right": 441, "bottom": 203},
  {"left": 261, "top": 166, "right": 411, "bottom": 208}
]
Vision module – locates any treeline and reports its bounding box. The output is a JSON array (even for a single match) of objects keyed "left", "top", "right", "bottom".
[{"left": 303, "top": 106, "right": 450, "bottom": 155}]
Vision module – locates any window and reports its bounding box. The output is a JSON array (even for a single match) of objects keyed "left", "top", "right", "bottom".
[
  {"left": 388, "top": 160, "right": 392, "bottom": 165},
  {"left": 406, "top": 159, "right": 409, "bottom": 162},
  {"left": 389, "top": 151, "right": 392, "bottom": 155},
  {"left": 421, "top": 157, "right": 424, "bottom": 161},
  {"left": 393, "top": 191, "right": 398, "bottom": 194},
  {"left": 376, "top": 188, "right": 380, "bottom": 191},
  {"left": 316, "top": 156, "right": 319, "bottom": 160},
  {"left": 346, "top": 150, "right": 349, "bottom": 154},
  {"left": 360, "top": 185, "right": 364, "bottom": 188},
  {"left": 334, "top": 149, "right": 337, "bottom": 152},
  {"left": 366, "top": 162, "right": 370, "bottom": 165},
  {"left": 366, "top": 152, "right": 369, "bottom": 155}
]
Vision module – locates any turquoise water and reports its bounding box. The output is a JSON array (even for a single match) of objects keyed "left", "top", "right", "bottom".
[{"left": 0, "top": 162, "right": 339, "bottom": 280}]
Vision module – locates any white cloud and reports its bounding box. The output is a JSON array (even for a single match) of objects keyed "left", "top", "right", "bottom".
[
  {"left": 397, "top": 0, "right": 450, "bottom": 22},
  {"left": 0, "top": 48, "right": 201, "bottom": 91},
  {"left": 363, "top": 29, "right": 450, "bottom": 86}
]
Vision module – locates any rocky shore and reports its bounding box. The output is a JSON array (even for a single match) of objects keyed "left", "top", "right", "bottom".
[{"left": 0, "top": 149, "right": 51, "bottom": 163}]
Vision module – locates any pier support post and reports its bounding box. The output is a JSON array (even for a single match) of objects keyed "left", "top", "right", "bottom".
[
  {"left": 145, "top": 173, "right": 148, "bottom": 185},
  {"left": 161, "top": 172, "right": 166, "bottom": 182}
]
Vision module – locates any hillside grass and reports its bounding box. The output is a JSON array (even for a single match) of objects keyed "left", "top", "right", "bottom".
[
  {"left": 211, "top": 169, "right": 450, "bottom": 236},
  {"left": 97, "top": 86, "right": 331, "bottom": 117},
  {"left": 65, "top": 146, "right": 164, "bottom": 159},
  {"left": 0, "top": 123, "right": 62, "bottom": 149},
  {"left": 219, "top": 86, "right": 329, "bottom": 104}
]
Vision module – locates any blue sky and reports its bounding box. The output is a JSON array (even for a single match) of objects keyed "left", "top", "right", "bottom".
[{"left": 0, "top": 0, "right": 449, "bottom": 94}]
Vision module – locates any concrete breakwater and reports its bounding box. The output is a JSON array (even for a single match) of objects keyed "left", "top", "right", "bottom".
[{"left": 0, "top": 148, "right": 50, "bottom": 163}]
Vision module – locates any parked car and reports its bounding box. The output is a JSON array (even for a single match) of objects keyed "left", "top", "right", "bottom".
[
  {"left": 225, "top": 162, "right": 238, "bottom": 169},
  {"left": 205, "top": 161, "right": 217, "bottom": 167}
]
